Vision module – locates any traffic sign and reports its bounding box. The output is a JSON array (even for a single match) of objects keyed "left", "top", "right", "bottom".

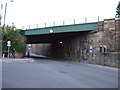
[
  {"left": 90, "top": 46, "right": 93, "bottom": 52},
  {"left": 7, "top": 41, "right": 11, "bottom": 46},
  {"left": 28, "top": 44, "right": 31, "bottom": 49}
]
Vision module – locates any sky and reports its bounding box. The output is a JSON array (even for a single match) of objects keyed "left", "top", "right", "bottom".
[{"left": 0, "top": 0, "right": 119, "bottom": 29}]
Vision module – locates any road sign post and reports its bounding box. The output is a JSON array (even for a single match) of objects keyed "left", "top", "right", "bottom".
[{"left": 7, "top": 41, "right": 11, "bottom": 58}]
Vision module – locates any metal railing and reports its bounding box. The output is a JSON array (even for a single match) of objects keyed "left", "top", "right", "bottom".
[{"left": 22, "top": 16, "right": 100, "bottom": 30}]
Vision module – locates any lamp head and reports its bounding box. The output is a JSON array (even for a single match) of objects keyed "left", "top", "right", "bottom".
[{"left": 11, "top": 0, "right": 13, "bottom": 2}]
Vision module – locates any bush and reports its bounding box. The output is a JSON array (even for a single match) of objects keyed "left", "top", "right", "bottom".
[{"left": 2, "top": 26, "right": 26, "bottom": 54}]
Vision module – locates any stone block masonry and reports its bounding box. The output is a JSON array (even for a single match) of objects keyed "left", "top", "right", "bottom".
[
  {"left": 26, "top": 44, "right": 51, "bottom": 56},
  {"left": 86, "top": 19, "right": 119, "bottom": 67}
]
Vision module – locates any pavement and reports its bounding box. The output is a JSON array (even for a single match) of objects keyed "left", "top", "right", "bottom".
[
  {"left": 2, "top": 57, "right": 119, "bottom": 88},
  {"left": 2, "top": 58, "right": 34, "bottom": 63}
]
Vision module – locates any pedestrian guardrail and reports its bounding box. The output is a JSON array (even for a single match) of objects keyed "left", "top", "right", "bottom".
[{"left": 22, "top": 16, "right": 100, "bottom": 30}]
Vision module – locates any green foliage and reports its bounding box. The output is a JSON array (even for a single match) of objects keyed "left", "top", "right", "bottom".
[
  {"left": 2, "top": 25, "right": 26, "bottom": 53},
  {"left": 116, "top": 1, "right": 120, "bottom": 18}
]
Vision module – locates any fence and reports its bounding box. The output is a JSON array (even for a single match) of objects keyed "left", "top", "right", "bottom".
[{"left": 22, "top": 16, "right": 100, "bottom": 30}]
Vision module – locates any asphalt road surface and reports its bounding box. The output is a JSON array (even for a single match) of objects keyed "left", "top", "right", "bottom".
[{"left": 2, "top": 58, "right": 118, "bottom": 88}]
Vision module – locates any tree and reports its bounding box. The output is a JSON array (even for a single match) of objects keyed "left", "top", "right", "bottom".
[
  {"left": 2, "top": 25, "right": 26, "bottom": 54},
  {"left": 116, "top": 1, "right": 120, "bottom": 18}
]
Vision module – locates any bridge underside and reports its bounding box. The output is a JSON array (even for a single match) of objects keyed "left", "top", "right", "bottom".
[{"left": 26, "top": 31, "right": 90, "bottom": 44}]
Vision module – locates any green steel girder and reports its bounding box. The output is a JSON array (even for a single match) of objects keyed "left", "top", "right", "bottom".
[{"left": 23, "top": 22, "right": 98, "bottom": 36}]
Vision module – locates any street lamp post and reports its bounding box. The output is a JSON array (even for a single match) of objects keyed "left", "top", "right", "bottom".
[
  {"left": 3, "top": 3, "right": 8, "bottom": 31},
  {"left": 0, "top": 4, "right": 3, "bottom": 26},
  {"left": 3, "top": 0, "right": 13, "bottom": 32}
]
